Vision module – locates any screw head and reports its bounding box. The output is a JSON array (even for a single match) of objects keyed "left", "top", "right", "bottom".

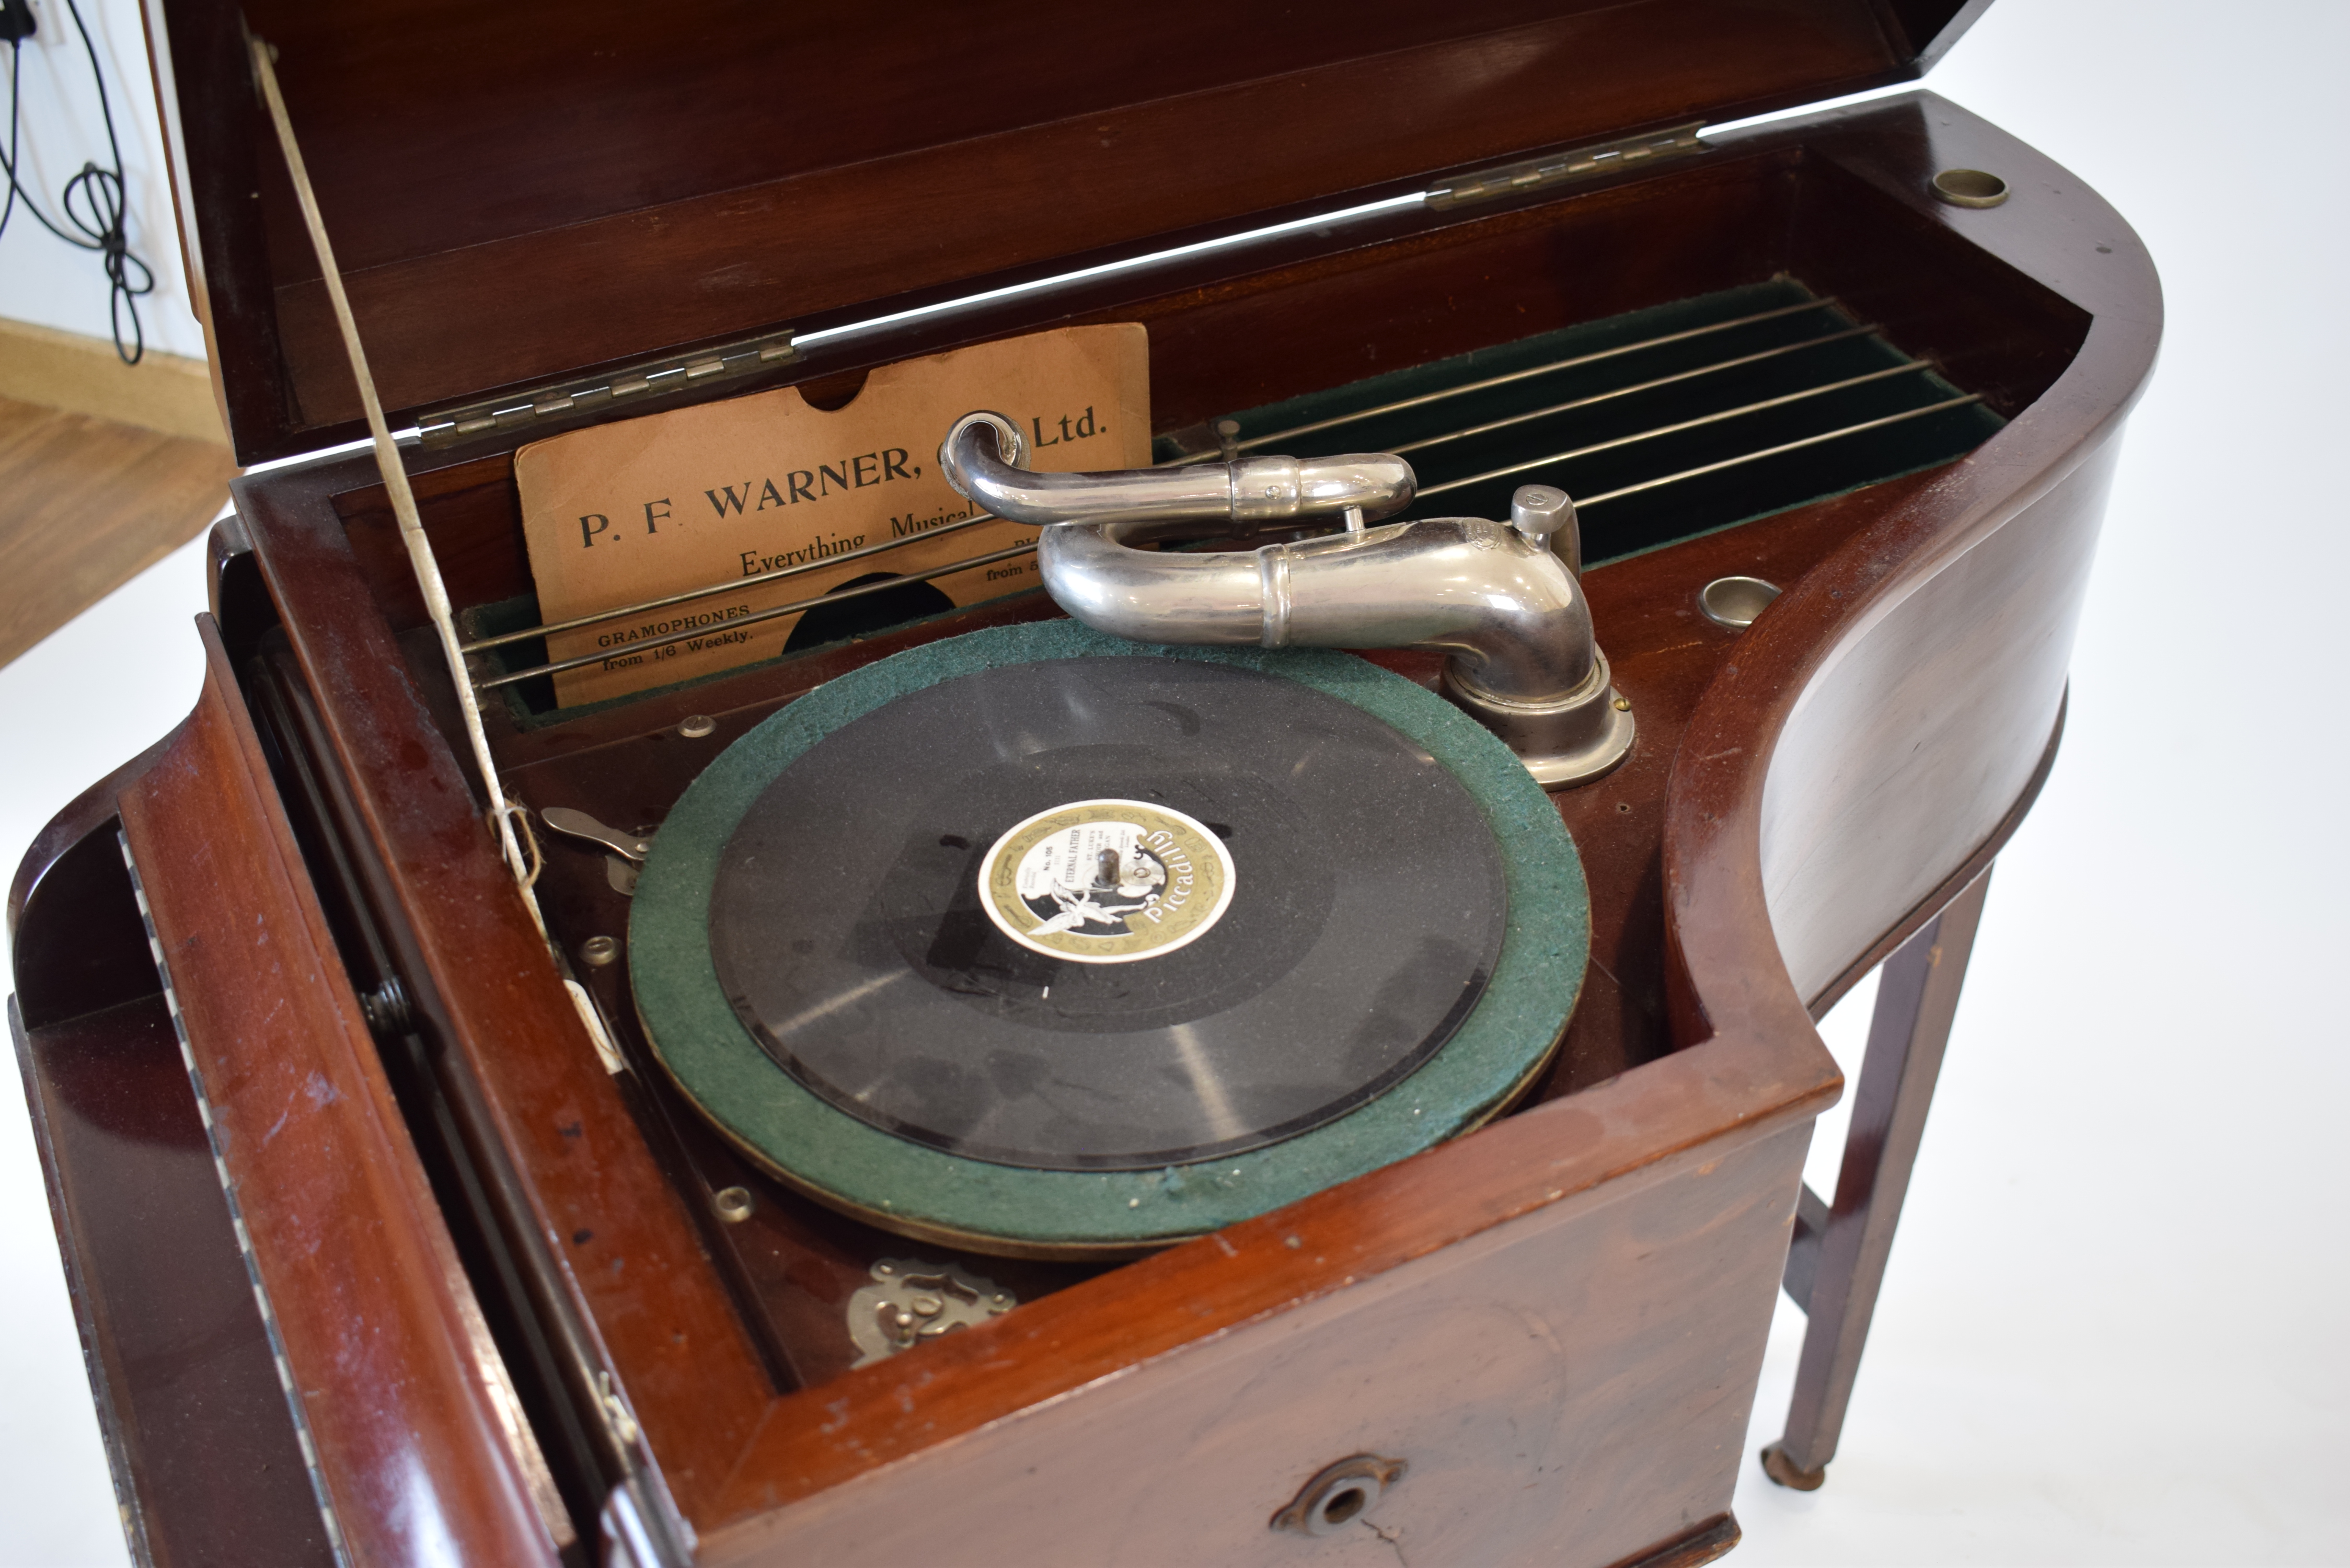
[
  {"left": 679, "top": 714, "right": 717, "bottom": 739},
  {"left": 712, "top": 1185, "right": 754, "bottom": 1222},
  {"left": 580, "top": 935, "right": 619, "bottom": 967},
  {"left": 1508, "top": 484, "right": 1576, "bottom": 540}
]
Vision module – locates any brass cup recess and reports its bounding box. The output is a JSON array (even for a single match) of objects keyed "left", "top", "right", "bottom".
[
  {"left": 1699, "top": 575, "right": 1781, "bottom": 630},
  {"left": 1931, "top": 168, "right": 2009, "bottom": 209}
]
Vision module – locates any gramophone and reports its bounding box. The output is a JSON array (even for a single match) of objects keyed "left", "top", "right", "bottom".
[{"left": 7, "top": 2, "right": 2156, "bottom": 1563}]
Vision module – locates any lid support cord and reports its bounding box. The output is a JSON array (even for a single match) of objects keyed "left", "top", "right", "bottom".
[{"left": 248, "top": 36, "right": 545, "bottom": 933}]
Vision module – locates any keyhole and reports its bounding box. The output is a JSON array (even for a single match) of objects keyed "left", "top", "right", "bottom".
[{"left": 1272, "top": 1452, "right": 1405, "bottom": 1537}]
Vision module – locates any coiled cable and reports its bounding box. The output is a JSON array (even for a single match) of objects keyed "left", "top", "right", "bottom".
[{"left": 1, "top": 0, "right": 154, "bottom": 364}]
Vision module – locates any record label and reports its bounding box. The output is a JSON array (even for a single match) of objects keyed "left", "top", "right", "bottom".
[{"left": 977, "top": 799, "right": 1234, "bottom": 963}]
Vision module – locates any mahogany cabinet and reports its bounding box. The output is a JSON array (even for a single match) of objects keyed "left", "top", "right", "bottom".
[{"left": 10, "top": 3, "right": 2155, "bottom": 1562}]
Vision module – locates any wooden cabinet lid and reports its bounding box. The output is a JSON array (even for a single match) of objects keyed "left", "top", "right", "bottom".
[{"left": 153, "top": 0, "right": 1990, "bottom": 463}]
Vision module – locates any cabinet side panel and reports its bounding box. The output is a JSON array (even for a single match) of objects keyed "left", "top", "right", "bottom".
[
  {"left": 14, "top": 995, "right": 335, "bottom": 1566},
  {"left": 1760, "top": 437, "right": 2117, "bottom": 1001},
  {"left": 713, "top": 1125, "right": 1807, "bottom": 1568},
  {"left": 116, "top": 618, "right": 562, "bottom": 1566}
]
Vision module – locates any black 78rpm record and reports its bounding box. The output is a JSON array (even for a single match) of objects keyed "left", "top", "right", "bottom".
[
  {"left": 630, "top": 622, "right": 1589, "bottom": 1256},
  {"left": 709, "top": 654, "right": 1505, "bottom": 1170}
]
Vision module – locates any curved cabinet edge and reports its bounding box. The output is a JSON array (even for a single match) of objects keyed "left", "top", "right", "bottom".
[
  {"left": 8, "top": 732, "right": 179, "bottom": 1035},
  {"left": 1802, "top": 687, "right": 2064, "bottom": 1022},
  {"left": 1664, "top": 94, "right": 2161, "bottom": 1066},
  {"left": 1764, "top": 441, "right": 2115, "bottom": 1000},
  {"left": 113, "top": 613, "right": 566, "bottom": 1567}
]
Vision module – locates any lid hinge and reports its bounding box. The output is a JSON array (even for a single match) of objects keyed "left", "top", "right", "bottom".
[
  {"left": 1426, "top": 122, "right": 1707, "bottom": 209},
  {"left": 417, "top": 329, "right": 798, "bottom": 449}
]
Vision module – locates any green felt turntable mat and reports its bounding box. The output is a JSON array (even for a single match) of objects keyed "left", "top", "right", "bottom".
[{"left": 628, "top": 620, "right": 1589, "bottom": 1256}]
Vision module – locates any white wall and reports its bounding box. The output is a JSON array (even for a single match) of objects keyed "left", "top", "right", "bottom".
[{"left": 1, "top": 0, "right": 205, "bottom": 358}]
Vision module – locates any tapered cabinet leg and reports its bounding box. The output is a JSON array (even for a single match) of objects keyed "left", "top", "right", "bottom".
[{"left": 1762, "top": 868, "right": 1992, "bottom": 1489}]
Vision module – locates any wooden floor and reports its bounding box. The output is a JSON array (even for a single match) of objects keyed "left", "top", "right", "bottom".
[{"left": 0, "top": 394, "right": 237, "bottom": 670}]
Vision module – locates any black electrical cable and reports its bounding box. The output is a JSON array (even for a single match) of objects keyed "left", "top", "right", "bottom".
[{"left": 0, "top": 0, "right": 153, "bottom": 363}]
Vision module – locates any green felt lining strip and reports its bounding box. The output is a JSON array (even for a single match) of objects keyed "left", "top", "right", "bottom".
[{"left": 628, "top": 621, "right": 1589, "bottom": 1255}]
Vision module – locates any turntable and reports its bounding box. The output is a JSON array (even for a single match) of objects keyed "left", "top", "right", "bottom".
[
  {"left": 634, "top": 619, "right": 1585, "bottom": 1257},
  {"left": 7, "top": 3, "right": 2157, "bottom": 1565}
]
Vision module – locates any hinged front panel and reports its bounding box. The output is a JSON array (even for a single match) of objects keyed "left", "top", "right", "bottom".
[{"left": 149, "top": 0, "right": 1992, "bottom": 464}]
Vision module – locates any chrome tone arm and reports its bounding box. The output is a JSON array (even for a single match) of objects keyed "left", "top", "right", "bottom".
[
  {"left": 939, "top": 412, "right": 1633, "bottom": 788},
  {"left": 1038, "top": 511, "right": 1594, "bottom": 698},
  {"left": 938, "top": 411, "right": 1414, "bottom": 541}
]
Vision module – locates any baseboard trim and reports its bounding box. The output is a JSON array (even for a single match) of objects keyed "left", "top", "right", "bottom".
[{"left": 0, "top": 317, "right": 228, "bottom": 446}]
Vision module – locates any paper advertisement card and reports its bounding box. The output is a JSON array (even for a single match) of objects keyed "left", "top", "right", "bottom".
[{"left": 514, "top": 324, "right": 1149, "bottom": 706}]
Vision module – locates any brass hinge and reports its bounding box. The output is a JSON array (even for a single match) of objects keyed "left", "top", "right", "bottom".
[
  {"left": 1426, "top": 122, "right": 1707, "bottom": 209},
  {"left": 416, "top": 329, "right": 798, "bottom": 449}
]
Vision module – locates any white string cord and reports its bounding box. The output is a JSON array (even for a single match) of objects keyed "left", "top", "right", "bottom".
[{"left": 249, "top": 37, "right": 546, "bottom": 936}]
